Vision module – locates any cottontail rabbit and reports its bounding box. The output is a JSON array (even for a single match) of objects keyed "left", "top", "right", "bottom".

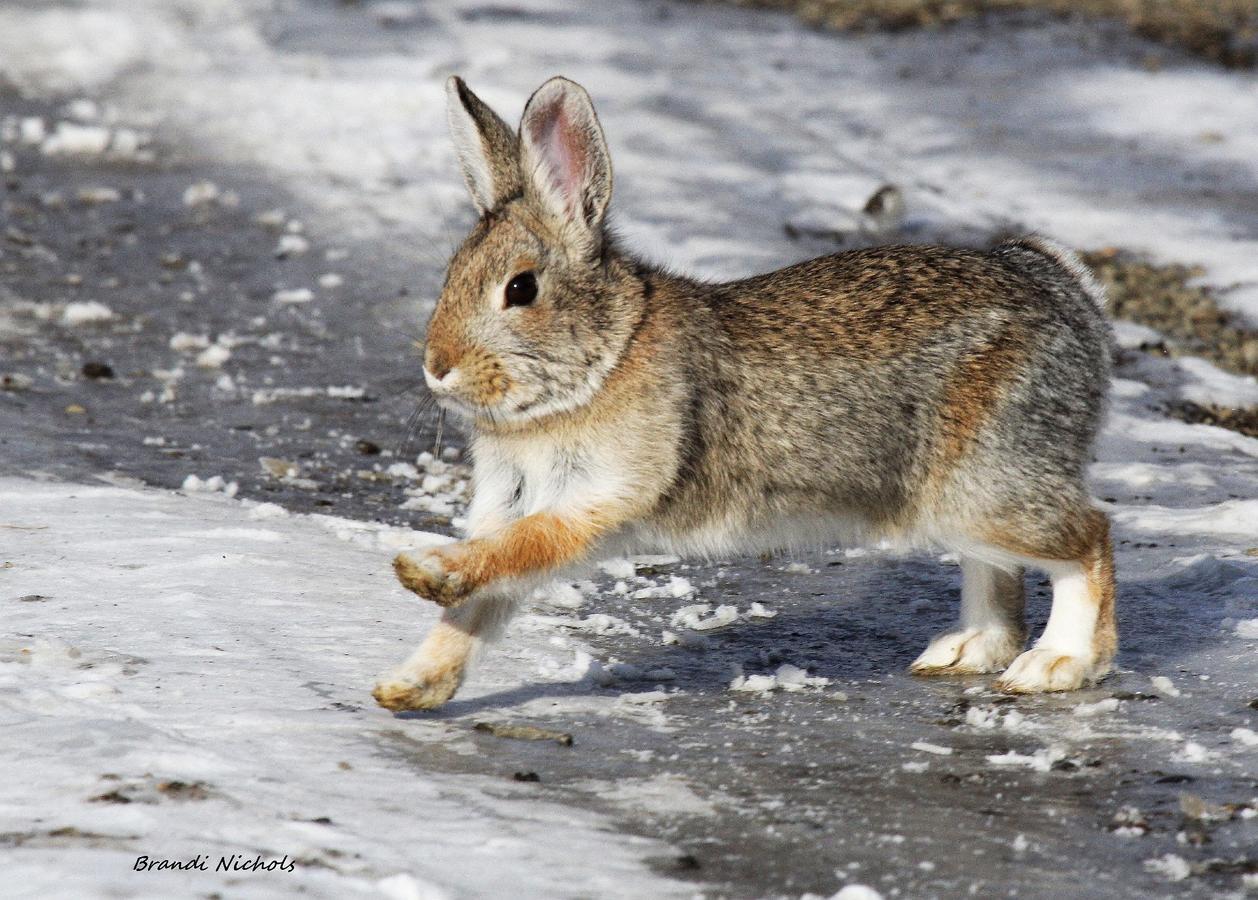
[{"left": 372, "top": 76, "right": 1114, "bottom": 712}]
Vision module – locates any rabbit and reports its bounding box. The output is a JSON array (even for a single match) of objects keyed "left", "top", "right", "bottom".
[{"left": 371, "top": 75, "right": 1115, "bottom": 712}]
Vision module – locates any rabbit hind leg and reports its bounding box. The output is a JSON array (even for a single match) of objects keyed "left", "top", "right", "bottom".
[{"left": 910, "top": 556, "right": 1026, "bottom": 676}]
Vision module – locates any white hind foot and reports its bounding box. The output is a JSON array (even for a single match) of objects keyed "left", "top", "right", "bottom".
[
  {"left": 911, "top": 556, "right": 1026, "bottom": 677},
  {"left": 995, "top": 547, "right": 1115, "bottom": 694},
  {"left": 995, "top": 647, "right": 1107, "bottom": 693},
  {"left": 911, "top": 626, "right": 1023, "bottom": 675}
]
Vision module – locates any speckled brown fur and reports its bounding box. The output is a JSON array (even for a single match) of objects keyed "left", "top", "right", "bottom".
[{"left": 373, "top": 77, "right": 1117, "bottom": 710}]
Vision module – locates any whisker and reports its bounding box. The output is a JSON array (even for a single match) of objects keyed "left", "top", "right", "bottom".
[
  {"left": 432, "top": 407, "right": 446, "bottom": 461},
  {"left": 396, "top": 393, "right": 436, "bottom": 460}
]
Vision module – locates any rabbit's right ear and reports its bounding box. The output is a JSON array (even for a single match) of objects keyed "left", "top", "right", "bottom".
[{"left": 445, "top": 76, "right": 522, "bottom": 213}]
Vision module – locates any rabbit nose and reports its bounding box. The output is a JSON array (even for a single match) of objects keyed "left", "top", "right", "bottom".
[
  {"left": 428, "top": 361, "right": 451, "bottom": 381},
  {"left": 425, "top": 346, "right": 456, "bottom": 382}
]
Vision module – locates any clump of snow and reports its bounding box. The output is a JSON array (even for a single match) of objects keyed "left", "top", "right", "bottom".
[
  {"left": 1231, "top": 728, "right": 1258, "bottom": 747},
  {"left": 181, "top": 474, "right": 238, "bottom": 497},
  {"left": 1111, "top": 806, "right": 1150, "bottom": 837},
  {"left": 1175, "top": 741, "right": 1215, "bottom": 763},
  {"left": 246, "top": 502, "right": 289, "bottom": 520},
  {"left": 317, "top": 272, "right": 343, "bottom": 288},
  {"left": 272, "top": 287, "right": 314, "bottom": 304},
  {"left": 195, "top": 344, "right": 231, "bottom": 368},
  {"left": 1235, "top": 619, "right": 1258, "bottom": 639},
  {"left": 671, "top": 602, "right": 738, "bottom": 631},
  {"left": 746, "top": 601, "right": 777, "bottom": 618},
  {"left": 183, "top": 180, "right": 221, "bottom": 207},
  {"left": 1074, "top": 698, "right": 1120, "bottom": 717},
  {"left": 633, "top": 576, "right": 696, "bottom": 600},
  {"left": 598, "top": 558, "right": 637, "bottom": 579},
  {"left": 20, "top": 116, "right": 46, "bottom": 144},
  {"left": 660, "top": 630, "right": 709, "bottom": 651},
  {"left": 1151, "top": 675, "right": 1181, "bottom": 697},
  {"left": 41, "top": 121, "right": 110, "bottom": 156},
  {"left": 169, "top": 331, "right": 210, "bottom": 351},
  {"left": 1143, "top": 854, "right": 1191, "bottom": 882},
  {"left": 276, "top": 234, "right": 310, "bottom": 257},
  {"left": 76, "top": 185, "right": 121, "bottom": 204},
  {"left": 250, "top": 385, "right": 364, "bottom": 405},
  {"left": 376, "top": 873, "right": 448, "bottom": 900},
  {"left": 910, "top": 742, "right": 953, "bottom": 756},
  {"left": 61, "top": 300, "right": 114, "bottom": 325},
  {"left": 730, "top": 663, "right": 829, "bottom": 693},
  {"left": 534, "top": 582, "right": 586, "bottom": 610},
  {"left": 986, "top": 746, "right": 1067, "bottom": 772},
  {"left": 831, "top": 886, "right": 883, "bottom": 900}
]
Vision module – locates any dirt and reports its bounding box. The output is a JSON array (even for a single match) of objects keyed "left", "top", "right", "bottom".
[{"left": 717, "top": 0, "right": 1258, "bottom": 68}]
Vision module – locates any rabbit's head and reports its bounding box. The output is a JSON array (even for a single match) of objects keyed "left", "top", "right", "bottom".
[{"left": 423, "top": 76, "right": 644, "bottom": 429}]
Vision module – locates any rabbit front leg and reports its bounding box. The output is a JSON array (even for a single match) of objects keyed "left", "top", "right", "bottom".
[
  {"left": 375, "top": 508, "right": 616, "bottom": 711},
  {"left": 392, "top": 510, "right": 609, "bottom": 606},
  {"left": 372, "top": 588, "right": 519, "bottom": 711}
]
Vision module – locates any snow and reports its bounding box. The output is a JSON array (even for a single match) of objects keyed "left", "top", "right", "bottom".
[
  {"left": 986, "top": 747, "right": 1067, "bottom": 773},
  {"left": 831, "top": 886, "right": 884, "bottom": 900},
  {"left": 1144, "top": 854, "right": 1192, "bottom": 882},
  {"left": 1233, "top": 728, "right": 1258, "bottom": 748},
  {"left": 0, "top": 478, "right": 694, "bottom": 899},
  {"left": 272, "top": 287, "right": 314, "bottom": 305},
  {"left": 730, "top": 663, "right": 829, "bottom": 694},
  {"left": 195, "top": 344, "right": 232, "bottom": 369},
  {"left": 61, "top": 300, "right": 115, "bottom": 326}
]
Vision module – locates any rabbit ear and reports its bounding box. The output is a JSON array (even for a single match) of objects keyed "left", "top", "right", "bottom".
[
  {"left": 446, "top": 76, "right": 522, "bottom": 213},
  {"left": 519, "top": 77, "right": 612, "bottom": 251}
]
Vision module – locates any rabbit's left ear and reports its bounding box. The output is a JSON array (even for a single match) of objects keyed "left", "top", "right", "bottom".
[
  {"left": 446, "top": 76, "right": 522, "bottom": 214},
  {"left": 519, "top": 77, "right": 612, "bottom": 251}
]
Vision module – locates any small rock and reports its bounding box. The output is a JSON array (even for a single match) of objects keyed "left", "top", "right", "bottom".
[{"left": 81, "top": 361, "right": 114, "bottom": 380}]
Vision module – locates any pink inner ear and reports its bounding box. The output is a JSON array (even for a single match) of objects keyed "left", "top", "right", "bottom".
[{"left": 530, "top": 98, "right": 587, "bottom": 216}]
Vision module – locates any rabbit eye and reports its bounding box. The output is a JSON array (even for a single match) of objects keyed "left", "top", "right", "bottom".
[{"left": 504, "top": 272, "right": 538, "bottom": 308}]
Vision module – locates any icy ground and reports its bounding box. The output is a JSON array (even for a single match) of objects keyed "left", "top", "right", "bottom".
[{"left": 1, "top": 1, "right": 1257, "bottom": 898}]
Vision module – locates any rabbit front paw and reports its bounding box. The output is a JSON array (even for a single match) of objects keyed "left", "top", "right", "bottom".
[
  {"left": 372, "top": 666, "right": 463, "bottom": 711},
  {"left": 910, "top": 627, "right": 1024, "bottom": 676},
  {"left": 393, "top": 546, "right": 477, "bottom": 607}
]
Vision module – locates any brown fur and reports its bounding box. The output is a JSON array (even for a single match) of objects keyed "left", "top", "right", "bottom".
[{"left": 373, "top": 77, "right": 1118, "bottom": 710}]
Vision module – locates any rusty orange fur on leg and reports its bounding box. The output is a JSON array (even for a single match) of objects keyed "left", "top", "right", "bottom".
[{"left": 394, "top": 511, "right": 609, "bottom": 605}]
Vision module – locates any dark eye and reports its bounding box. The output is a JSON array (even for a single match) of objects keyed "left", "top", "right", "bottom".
[{"left": 504, "top": 271, "right": 538, "bottom": 308}]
